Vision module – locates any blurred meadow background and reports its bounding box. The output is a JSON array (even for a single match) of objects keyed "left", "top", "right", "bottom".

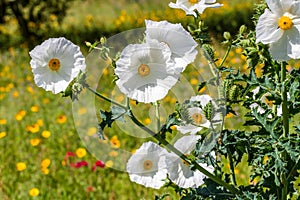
[{"left": 0, "top": 0, "right": 270, "bottom": 199}]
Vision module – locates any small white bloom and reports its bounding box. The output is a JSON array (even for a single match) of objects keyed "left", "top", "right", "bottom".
[
  {"left": 169, "top": 0, "right": 223, "bottom": 17},
  {"left": 163, "top": 135, "right": 214, "bottom": 188},
  {"left": 177, "top": 95, "right": 221, "bottom": 134},
  {"left": 29, "top": 37, "right": 86, "bottom": 94},
  {"left": 145, "top": 20, "right": 198, "bottom": 72},
  {"left": 256, "top": 0, "right": 300, "bottom": 60},
  {"left": 249, "top": 87, "right": 282, "bottom": 117},
  {"left": 126, "top": 142, "right": 167, "bottom": 189},
  {"left": 115, "top": 39, "right": 181, "bottom": 103}
]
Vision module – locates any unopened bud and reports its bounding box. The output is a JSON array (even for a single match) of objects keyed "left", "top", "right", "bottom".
[
  {"left": 85, "top": 41, "right": 92, "bottom": 47},
  {"left": 239, "top": 25, "right": 247, "bottom": 34},
  {"left": 223, "top": 32, "right": 231, "bottom": 40},
  {"left": 100, "top": 37, "right": 106, "bottom": 45}
]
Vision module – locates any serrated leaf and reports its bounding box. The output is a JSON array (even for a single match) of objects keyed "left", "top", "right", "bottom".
[
  {"left": 111, "top": 106, "right": 128, "bottom": 122},
  {"left": 198, "top": 131, "right": 220, "bottom": 156}
]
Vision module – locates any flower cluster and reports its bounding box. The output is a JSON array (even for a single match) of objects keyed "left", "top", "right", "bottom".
[
  {"left": 126, "top": 136, "right": 214, "bottom": 189},
  {"left": 115, "top": 20, "right": 198, "bottom": 103}
]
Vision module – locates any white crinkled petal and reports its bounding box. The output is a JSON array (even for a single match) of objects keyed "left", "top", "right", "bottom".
[
  {"left": 126, "top": 142, "right": 167, "bottom": 189},
  {"left": 193, "top": 2, "right": 223, "bottom": 14},
  {"left": 256, "top": 9, "right": 283, "bottom": 44},
  {"left": 145, "top": 20, "right": 198, "bottom": 71},
  {"left": 29, "top": 37, "right": 86, "bottom": 94},
  {"left": 174, "top": 135, "right": 201, "bottom": 153},
  {"left": 163, "top": 151, "right": 214, "bottom": 188},
  {"left": 265, "top": 0, "right": 285, "bottom": 16},
  {"left": 115, "top": 39, "right": 180, "bottom": 103},
  {"left": 176, "top": 124, "right": 201, "bottom": 134},
  {"left": 286, "top": 26, "right": 300, "bottom": 59},
  {"left": 269, "top": 33, "right": 290, "bottom": 61}
]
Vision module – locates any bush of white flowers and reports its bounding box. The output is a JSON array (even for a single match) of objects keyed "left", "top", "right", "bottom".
[{"left": 29, "top": 0, "right": 300, "bottom": 199}]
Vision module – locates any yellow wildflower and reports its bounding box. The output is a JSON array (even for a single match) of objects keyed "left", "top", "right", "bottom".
[
  {"left": 30, "top": 138, "right": 41, "bottom": 146},
  {"left": 41, "top": 130, "right": 51, "bottom": 138},
  {"left": 29, "top": 188, "right": 39, "bottom": 197},
  {"left": 76, "top": 147, "right": 87, "bottom": 158},
  {"left": 56, "top": 114, "right": 67, "bottom": 124},
  {"left": 0, "top": 119, "right": 7, "bottom": 125},
  {"left": 105, "top": 160, "right": 113, "bottom": 168},
  {"left": 0, "top": 132, "right": 6, "bottom": 139},
  {"left": 41, "top": 159, "right": 51, "bottom": 168},
  {"left": 110, "top": 136, "right": 121, "bottom": 148},
  {"left": 16, "top": 162, "right": 26, "bottom": 171}
]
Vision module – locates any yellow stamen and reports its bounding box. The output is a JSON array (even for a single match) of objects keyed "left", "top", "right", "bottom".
[
  {"left": 189, "top": 0, "right": 198, "bottom": 4},
  {"left": 192, "top": 113, "right": 203, "bottom": 124},
  {"left": 48, "top": 58, "right": 60, "bottom": 71},
  {"left": 143, "top": 160, "right": 153, "bottom": 170},
  {"left": 278, "top": 16, "right": 293, "bottom": 30},
  {"left": 138, "top": 64, "right": 150, "bottom": 77}
]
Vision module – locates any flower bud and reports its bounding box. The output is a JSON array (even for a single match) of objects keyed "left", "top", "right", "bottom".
[
  {"left": 239, "top": 25, "right": 247, "bottom": 34},
  {"left": 223, "top": 32, "right": 231, "bottom": 40}
]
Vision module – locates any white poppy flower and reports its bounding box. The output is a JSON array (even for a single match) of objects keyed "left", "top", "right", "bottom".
[
  {"left": 145, "top": 20, "right": 198, "bottom": 72},
  {"left": 29, "top": 37, "right": 86, "bottom": 94},
  {"left": 169, "top": 0, "right": 223, "bottom": 17},
  {"left": 126, "top": 142, "right": 168, "bottom": 189},
  {"left": 256, "top": 0, "right": 300, "bottom": 61},
  {"left": 162, "top": 135, "right": 214, "bottom": 188},
  {"left": 177, "top": 95, "right": 222, "bottom": 134},
  {"left": 115, "top": 39, "right": 181, "bottom": 103}
]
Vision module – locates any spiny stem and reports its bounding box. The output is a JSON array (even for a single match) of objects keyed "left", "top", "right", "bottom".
[
  {"left": 218, "top": 43, "right": 232, "bottom": 69},
  {"left": 281, "top": 62, "right": 289, "bottom": 137},
  {"left": 85, "top": 86, "right": 127, "bottom": 110},
  {"left": 280, "top": 61, "right": 289, "bottom": 200},
  {"left": 155, "top": 102, "right": 161, "bottom": 132},
  {"left": 228, "top": 152, "right": 237, "bottom": 186}
]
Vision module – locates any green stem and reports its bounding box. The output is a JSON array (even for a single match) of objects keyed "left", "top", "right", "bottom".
[
  {"left": 155, "top": 102, "right": 161, "bottom": 132},
  {"left": 281, "top": 62, "right": 289, "bottom": 137},
  {"left": 280, "top": 62, "right": 289, "bottom": 200},
  {"left": 228, "top": 152, "right": 237, "bottom": 186},
  {"left": 85, "top": 86, "right": 127, "bottom": 110},
  {"left": 218, "top": 43, "right": 232, "bottom": 69}
]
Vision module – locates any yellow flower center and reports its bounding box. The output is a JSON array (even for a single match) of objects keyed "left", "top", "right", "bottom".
[
  {"left": 138, "top": 64, "right": 150, "bottom": 77},
  {"left": 143, "top": 160, "right": 153, "bottom": 170},
  {"left": 189, "top": 0, "right": 198, "bottom": 4},
  {"left": 192, "top": 113, "right": 203, "bottom": 124},
  {"left": 48, "top": 58, "right": 61, "bottom": 71},
  {"left": 278, "top": 16, "right": 293, "bottom": 30}
]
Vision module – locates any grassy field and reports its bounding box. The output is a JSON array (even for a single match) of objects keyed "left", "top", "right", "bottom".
[{"left": 0, "top": 0, "right": 263, "bottom": 199}]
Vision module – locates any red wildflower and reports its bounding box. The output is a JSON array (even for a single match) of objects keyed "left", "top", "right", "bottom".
[
  {"left": 92, "top": 160, "right": 105, "bottom": 171},
  {"left": 86, "top": 186, "right": 94, "bottom": 192},
  {"left": 70, "top": 161, "right": 88, "bottom": 168}
]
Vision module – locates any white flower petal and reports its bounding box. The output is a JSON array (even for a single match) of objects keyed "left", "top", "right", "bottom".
[
  {"left": 126, "top": 142, "right": 167, "bottom": 189},
  {"left": 162, "top": 137, "right": 214, "bottom": 188},
  {"left": 115, "top": 39, "right": 180, "bottom": 103},
  {"left": 174, "top": 135, "right": 201, "bottom": 153},
  {"left": 29, "top": 37, "right": 86, "bottom": 94},
  {"left": 145, "top": 20, "right": 198, "bottom": 71},
  {"left": 169, "top": 0, "right": 222, "bottom": 16},
  {"left": 269, "top": 33, "right": 290, "bottom": 61},
  {"left": 176, "top": 124, "right": 201, "bottom": 134},
  {"left": 286, "top": 26, "right": 300, "bottom": 59},
  {"left": 256, "top": 9, "right": 283, "bottom": 44}
]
